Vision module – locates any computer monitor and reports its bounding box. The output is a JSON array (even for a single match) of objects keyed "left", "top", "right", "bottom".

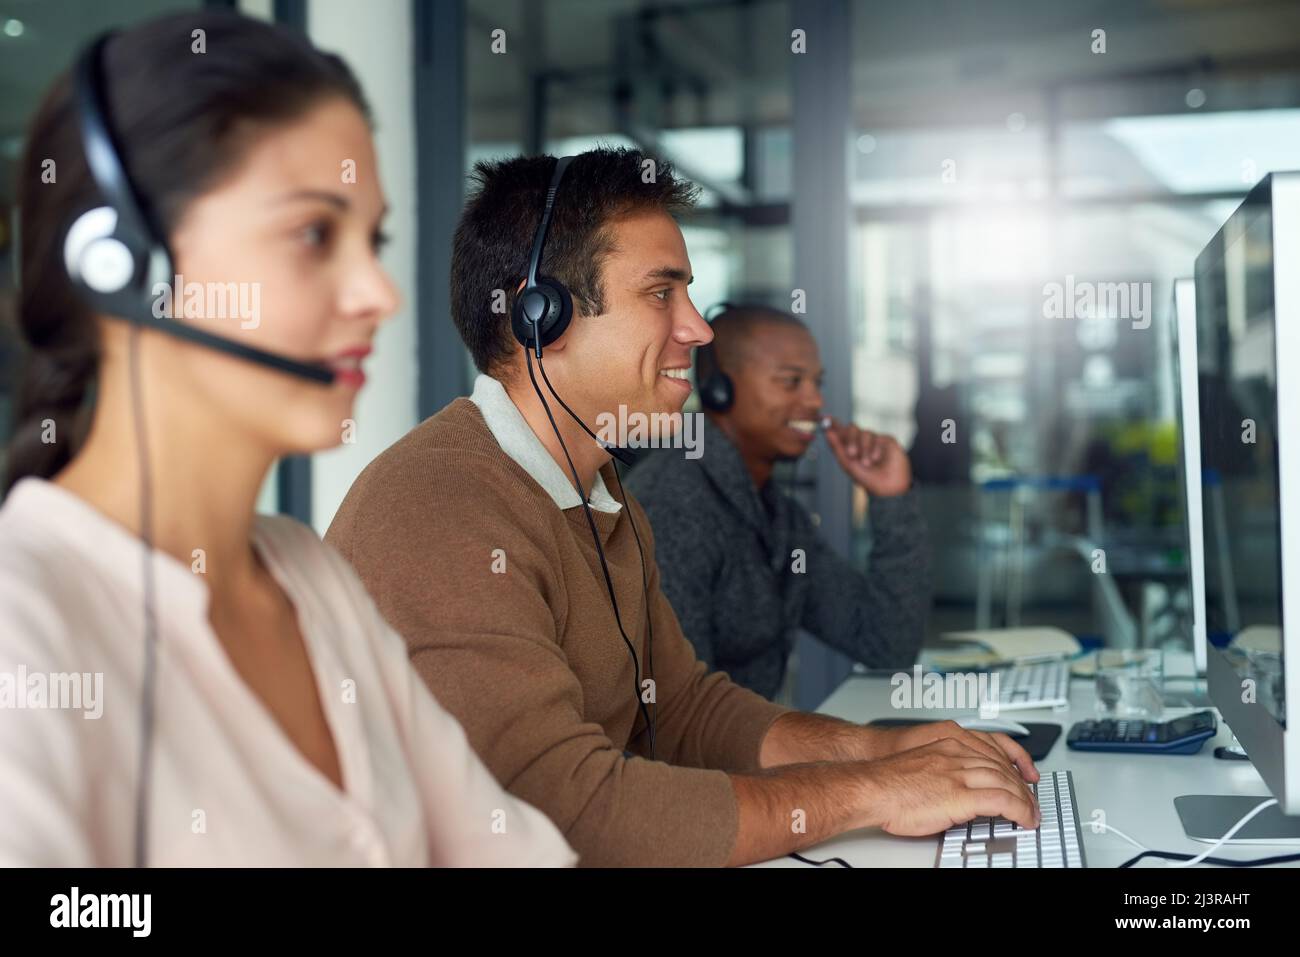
[
  {"left": 1187, "top": 171, "right": 1300, "bottom": 836},
  {"left": 1171, "top": 278, "right": 1208, "bottom": 676},
  {"left": 1171, "top": 278, "right": 1239, "bottom": 681}
]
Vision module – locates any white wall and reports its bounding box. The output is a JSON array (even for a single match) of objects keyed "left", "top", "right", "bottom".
[{"left": 307, "top": 0, "right": 419, "bottom": 534}]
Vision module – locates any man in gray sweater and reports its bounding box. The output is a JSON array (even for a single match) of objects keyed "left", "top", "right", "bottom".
[{"left": 627, "top": 304, "right": 931, "bottom": 700}]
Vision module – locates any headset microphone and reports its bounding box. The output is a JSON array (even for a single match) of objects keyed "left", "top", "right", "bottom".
[
  {"left": 534, "top": 367, "right": 637, "bottom": 467},
  {"left": 64, "top": 34, "right": 337, "bottom": 385}
]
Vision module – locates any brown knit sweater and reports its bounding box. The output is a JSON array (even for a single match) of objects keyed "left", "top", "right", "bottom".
[{"left": 325, "top": 398, "right": 790, "bottom": 866}]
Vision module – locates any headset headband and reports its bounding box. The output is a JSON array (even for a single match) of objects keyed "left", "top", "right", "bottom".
[
  {"left": 73, "top": 34, "right": 166, "bottom": 260},
  {"left": 526, "top": 155, "right": 573, "bottom": 289}
]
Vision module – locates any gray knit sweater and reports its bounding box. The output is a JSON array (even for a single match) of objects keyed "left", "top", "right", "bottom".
[{"left": 626, "top": 417, "right": 931, "bottom": 700}]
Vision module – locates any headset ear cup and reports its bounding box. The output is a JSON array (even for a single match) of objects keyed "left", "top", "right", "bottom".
[
  {"left": 512, "top": 277, "right": 573, "bottom": 353},
  {"left": 511, "top": 287, "right": 543, "bottom": 349},
  {"left": 537, "top": 276, "right": 572, "bottom": 348},
  {"left": 65, "top": 205, "right": 138, "bottom": 296},
  {"left": 81, "top": 237, "right": 137, "bottom": 295},
  {"left": 700, "top": 371, "right": 734, "bottom": 412}
]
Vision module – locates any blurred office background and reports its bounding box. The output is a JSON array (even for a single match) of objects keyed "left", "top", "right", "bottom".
[{"left": 3, "top": 0, "right": 1299, "bottom": 708}]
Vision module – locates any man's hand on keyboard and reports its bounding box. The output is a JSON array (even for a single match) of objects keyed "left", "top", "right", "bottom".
[
  {"left": 862, "top": 720, "right": 1039, "bottom": 783},
  {"left": 857, "top": 737, "right": 1042, "bottom": 835}
]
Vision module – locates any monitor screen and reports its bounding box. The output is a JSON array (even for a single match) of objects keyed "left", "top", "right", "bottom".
[{"left": 1196, "top": 183, "right": 1286, "bottom": 728}]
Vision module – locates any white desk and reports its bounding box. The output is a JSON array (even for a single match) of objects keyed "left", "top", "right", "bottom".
[{"left": 754, "top": 653, "right": 1293, "bottom": 867}]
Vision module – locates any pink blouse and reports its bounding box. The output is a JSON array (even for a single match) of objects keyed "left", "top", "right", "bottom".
[{"left": 0, "top": 478, "right": 576, "bottom": 867}]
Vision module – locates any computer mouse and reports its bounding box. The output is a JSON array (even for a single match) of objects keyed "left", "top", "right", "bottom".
[{"left": 957, "top": 717, "right": 1031, "bottom": 737}]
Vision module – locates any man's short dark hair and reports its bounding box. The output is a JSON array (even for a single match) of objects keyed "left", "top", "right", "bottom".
[
  {"left": 696, "top": 303, "right": 807, "bottom": 384},
  {"left": 451, "top": 147, "right": 700, "bottom": 377}
]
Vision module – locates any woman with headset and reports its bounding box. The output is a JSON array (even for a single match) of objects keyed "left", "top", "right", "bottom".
[{"left": 0, "top": 10, "right": 574, "bottom": 867}]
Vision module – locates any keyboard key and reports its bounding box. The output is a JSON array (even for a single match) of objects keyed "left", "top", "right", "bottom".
[{"left": 934, "top": 770, "right": 1086, "bottom": 869}]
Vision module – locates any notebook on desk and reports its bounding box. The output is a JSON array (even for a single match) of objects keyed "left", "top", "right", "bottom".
[{"left": 927, "top": 626, "right": 1083, "bottom": 671}]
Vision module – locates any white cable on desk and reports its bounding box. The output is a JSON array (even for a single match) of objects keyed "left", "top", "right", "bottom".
[
  {"left": 1086, "top": 791, "right": 1276, "bottom": 867},
  {"left": 1086, "top": 821, "right": 1148, "bottom": 854},
  {"left": 1168, "top": 797, "right": 1278, "bottom": 868}
]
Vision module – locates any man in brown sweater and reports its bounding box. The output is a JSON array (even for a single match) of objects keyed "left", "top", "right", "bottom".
[{"left": 326, "top": 148, "right": 1039, "bottom": 866}]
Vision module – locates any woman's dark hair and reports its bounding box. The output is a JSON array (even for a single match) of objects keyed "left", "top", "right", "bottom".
[{"left": 3, "top": 9, "right": 370, "bottom": 494}]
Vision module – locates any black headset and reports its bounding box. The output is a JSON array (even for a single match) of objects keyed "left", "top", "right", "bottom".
[
  {"left": 63, "top": 33, "right": 337, "bottom": 384},
  {"left": 696, "top": 301, "right": 736, "bottom": 413},
  {"left": 513, "top": 155, "right": 657, "bottom": 759},
  {"left": 511, "top": 155, "right": 574, "bottom": 359}
]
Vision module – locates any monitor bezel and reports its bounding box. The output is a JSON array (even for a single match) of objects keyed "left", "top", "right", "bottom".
[{"left": 1171, "top": 277, "right": 1207, "bottom": 675}]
